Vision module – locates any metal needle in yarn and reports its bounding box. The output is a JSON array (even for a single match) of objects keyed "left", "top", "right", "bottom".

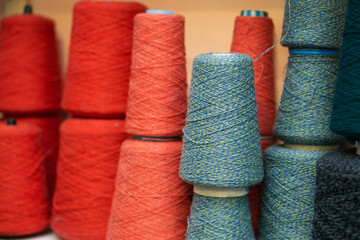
[
  {"left": 257, "top": 146, "right": 329, "bottom": 240},
  {"left": 180, "top": 53, "right": 263, "bottom": 188},
  {"left": 281, "top": 0, "right": 347, "bottom": 49},
  {"left": 274, "top": 50, "right": 344, "bottom": 145}
]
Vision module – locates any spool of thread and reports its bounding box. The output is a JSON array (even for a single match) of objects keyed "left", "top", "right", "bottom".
[
  {"left": 180, "top": 53, "right": 263, "bottom": 188},
  {"left": 4, "top": 115, "right": 61, "bottom": 197},
  {"left": 312, "top": 148, "right": 360, "bottom": 239},
  {"left": 52, "top": 118, "right": 127, "bottom": 240},
  {"left": 0, "top": 14, "right": 61, "bottom": 114},
  {"left": 0, "top": 120, "right": 50, "bottom": 237},
  {"left": 231, "top": 10, "right": 275, "bottom": 136},
  {"left": 62, "top": 1, "right": 147, "bottom": 118},
  {"left": 125, "top": 10, "right": 187, "bottom": 137},
  {"left": 274, "top": 50, "right": 344, "bottom": 145},
  {"left": 248, "top": 137, "right": 275, "bottom": 234},
  {"left": 257, "top": 145, "right": 329, "bottom": 240},
  {"left": 106, "top": 139, "right": 192, "bottom": 240},
  {"left": 330, "top": 0, "right": 360, "bottom": 144},
  {"left": 186, "top": 193, "right": 255, "bottom": 239},
  {"left": 281, "top": 0, "right": 347, "bottom": 49}
]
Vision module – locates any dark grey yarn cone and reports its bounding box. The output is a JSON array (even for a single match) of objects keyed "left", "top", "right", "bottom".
[{"left": 312, "top": 148, "right": 360, "bottom": 240}]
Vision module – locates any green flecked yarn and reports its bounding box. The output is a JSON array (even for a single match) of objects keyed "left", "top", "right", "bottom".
[
  {"left": 180, "top": 53, "right": 263, "bottom": 188},
  {"left": 330, "top": 0, "right": 360, "bottom": 144},
  {"left": 257, "top": 146, "right": 329, "bottom": 240},
  {"left": 281, "top": 0, "right": 347, "bottom": 49},
  {"left": 186, "top": 193, "right": 255, "bottom": 240},
  {"left": 274, "top": 51, "right": 344, "bottom": 145}
]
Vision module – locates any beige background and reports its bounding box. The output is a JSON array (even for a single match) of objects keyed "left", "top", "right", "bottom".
[{"left": 0, "top": 0, "right": 288, "bottom": 107}]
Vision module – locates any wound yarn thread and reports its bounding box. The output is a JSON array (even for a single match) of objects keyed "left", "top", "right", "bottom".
[
  {"left": 0, "top": 15, "right": 61, "bottom": 114},
  {"left": 51, "top": 118, "right": 127, "bottom": 240},
  {"left": 186, "top": 193, "right": 255, "bottom": 240},
  {"left": 281, "top": 0, "right": 347, "bottom": 49},
  {"left": 257, "top": 146, "right": 329, "bottom": 240},
  {"left": 126, "top": 13, "right": 187, "bottom": 137},
  {"left": 248, "top": 138, "right": 275, "bottom": 234},
  {"left": 231, "top": 13, "right": 275, "bottom": 136},
  {"left": 312, "top": 148, "right": 360, "bottom": 240},
  {"left": 4, "top": 115, "right": 61, "bottom": 198},
  {"left": 330, "top": 0, "right": 360, "bottom": 144},
  {"left": 0, "top": 122, "right": 49, "bottom": 237},
  {"left": 106, "top": 139, "right": 192, "bottom": 240},
  {"left": 230, "top": 12, "right": 276, "bottom": 233},
  {"left": 62, "top": 1, "right": 147, "bottom": 118},
  {"left": 180, "top": 53, "right": 263, "bottom": 188},
  {"left": 274, "top": 51, "right": 344, "bottom": 145}
]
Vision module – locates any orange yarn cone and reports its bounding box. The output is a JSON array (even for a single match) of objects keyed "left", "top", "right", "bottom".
[
  {"left": 62, "top": 1, "right": 147, "bottom": 118},
  {"left": 107, "top": 139, "right": 193, "bottom": 240},
  {"left": 0, "top": 14, "right": 61, "bottom": 114},
  {"left": 0, "top": 120, "right": 50, "bottom": 237},
  {"left": 52, "top": 118, "right": 127, "bottom": 240}
]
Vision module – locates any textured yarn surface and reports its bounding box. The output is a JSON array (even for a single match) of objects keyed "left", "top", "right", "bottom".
[
  {"left": 257, "top": 146, "right": 328, "bottom": 240},
  {"left": 186, "top": 194, "right": 255, "bottom": 240},
  {"left": 330, "top": 0, "right": 360, "bottom": 144},
  {"left": 62, "top": 1, "right": 146, "bottom": 117},
  {"left": 126, "top": 13, "right": 187, "bottom": 137},
  {"left": 281, "top": 0, "right": 347, "bottom": 49},
  {"left": 312, "top": 148, "right": 360, "bottom": 240},
  {"left": 0, "top": 122, "right": 49, "bottom": 237},
  {"left": 180, "top": 53, "right": 263, "bottom": 188},
  {"left": 52, "top": 118, "right": 127, "bottom": 240},
  {"left": 0, "top": 15, "right": 61, "bottom": 114},
  {"left": 274, "top": 51, "right": 343, "bottom": 145},
  {"left": 231, "top": 15, "right": 275, "bottom": 136},
  {"left": 107, "top": 139, "right": 192, "bottom": 240},
  {"left": 4, "top": 115, "right": 61, "bottom": 198},
  {"left": 248, "top": 138, "right": 275, "bottom": 234}
]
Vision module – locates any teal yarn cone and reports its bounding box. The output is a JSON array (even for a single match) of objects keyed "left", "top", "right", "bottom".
[
  {"left": 273, "top": 50, "right": 344, "bottom": 145},
  {"left": 281, "top": 0, "right": 347, "bottom": 49},
  {"left": 186, "top": 193, "right": 255, "bottom": 240},
  {"left": 330, "top": 0, "right": 360, "bottom": 144},
  {"left": 257, "top": 146, "right": 329, "bottom": 240},
  {"left": 179, "top": 53, "right": 263, "bottom": 188}
]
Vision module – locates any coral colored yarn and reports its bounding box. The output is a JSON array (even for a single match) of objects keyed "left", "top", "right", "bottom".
[
  {"left": 0, "top": 122, "right": 50, "bottom": 237},
  {"left": 52, "top": 118, "right": 127, "bottom": 240},
  {"left": 107, "top": 139, "right": 193, "bottom": 240},
  {"left": 62, "top": 1, "right": 147, "bottom": 118},
  {"left": 125, "top": 13, "right": 187, "bottom": 137},
  {"left": 248, "top": 138, "right": 275, "bottom": 234},
  {"left": 4, "top": 115, "right": 61, "bottom": 197},
  {"left": 0, "top": 15, "right": 61, "bottom": 114},
  {"left": 231, "top": 16, "right": 275, "bottom": 136}
]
